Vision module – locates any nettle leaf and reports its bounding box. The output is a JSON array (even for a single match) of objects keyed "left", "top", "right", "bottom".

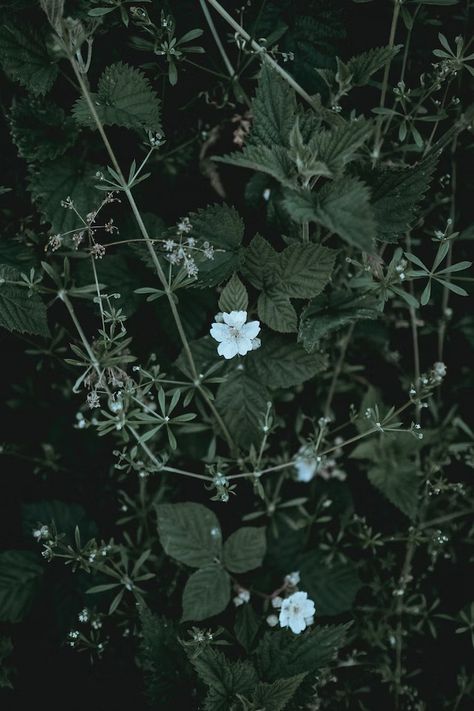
[
  {"left": 192, "top": 647, "right": 258, "bottom": 711},
  {"left": 298, "top": 290, "right": 380, "bottom": 352},
  {"left": 9, "top": 97, "right": 77, "bottom": 162},
  {"left": 223, "top": 527, "right": 266, "bottom": 573},
  {"left": 284, "top": 177, "right": 376, "bottom": 252},
  {"left": 0, "top": 551, "right": 43, "bottom": 623},
  {"left": 351, "top": 434, "right": 422, "bottom": 519},
  {"left": 0, "top": 267, "right": 49, "bottom": 337},
  {"left": 156, "top": 502, "right": 222, "bottom": 568},
  {"left": 216, "top": 372, "right": 270, "bottom": 449},
  {"left": 0, "top": 22, "right": 58, "bottom": 95},
  {"left": 311, "top": 119, "right": 372, "bottom": 177},
  {"left": 216, "top": 143, "right": 296, "bottom": 185},
  {"left": 182, "top": 565, "right": 231, "bottom": 622},
  {"left": 299, "top": 551, "right": 362, "bottom": 616},
  {"left": 252, "top": 673, "right": 307, "bottom": 711},
  {"left": 247, "top": 333, "right": 327, "bottom": 388},
  {"left": 279, "top": 243, "right": 337, "bottom": 298},
  {"left": 255, "top": 623, "right": 351, "bottom": 682},
  {"left": 347, "top": 45, "right": 402, "bottom": 86},
  {"left": 258, "top": 289, "right": 298, "bottom": 333},
  {"left": 242, "top": 233, "right": 279, "bottom": 290},
  {"left": 189, "top": 204, "right": 244, "bottom": 287},
  {"left": 73, "top": 62, "right": 162, "bottom": 133},
  {"left": 367, "top": 156, "right": 437, "bottom": 242},
  {"left": 29, "top": 158, "right": 101, "bottom": 234},
  {"left": 218, "top": 273, "right": 248, "bottom": 312}
]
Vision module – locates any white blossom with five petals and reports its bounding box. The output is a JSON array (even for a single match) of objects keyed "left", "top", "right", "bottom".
[
  {"left": 210, "top": 311, "right": 261, "bottom": 359},
  {"left": 279, "top": 591, "right": 315, "bottom": 634}
]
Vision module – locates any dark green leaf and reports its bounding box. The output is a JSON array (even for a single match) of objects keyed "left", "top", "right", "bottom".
[
  {"left": 0, "top": 22, "right": 58, "bottom": 95},
  {"left": 252, "top": 673, "right": 307, "bottom": 710},
  {"left": 223, "top": 527, "right": 266, "bottom": 573},
  {"left": 247, "top": 333, "right": 327, "bottom": 387},
  {"left": 218, "top": 273, "right": 248, "bottom": 312},
  {"left": 216, "top": 372, "right": 270, "bottom": 449},
  {"left": 156, "top": 502, "right": 222, "bottom": 568},
  {"left": 182, "top": 565, "right": 231, "bottom": 621},
  {"left": 0, "top": 551, "right": 43, "bottom": 623},
  {"left": 299, "top": 551, "right": 362, "bottom": 615}
]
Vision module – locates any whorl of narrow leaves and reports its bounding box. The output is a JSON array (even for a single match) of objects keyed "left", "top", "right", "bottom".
[
  {"left": 73, "top": 62, "right": 162, "bottom": 133},
  {"left": 0, "top": 23, "right": 58, "bottom": 95}
]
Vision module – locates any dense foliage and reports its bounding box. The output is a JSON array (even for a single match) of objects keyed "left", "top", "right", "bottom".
[{"left": 0, "top": 1, "right": 473, "bottom": 709}]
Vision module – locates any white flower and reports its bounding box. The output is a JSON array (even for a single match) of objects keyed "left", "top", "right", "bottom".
[
  {"left": 266, "top": 614, "right": 279, "bottom": 627},
  {"left": 279, "top": 591, "right": 316, "bottom": 634},
  {"left": 271, "top": 596, "right": 283, "bottom": 609},
  {"left": 294, "top": 446, "right": 320, "bottom": 483},
  {"left": 285, "top": 571, "right": 300, "bottom": 588},
  {"left": 233, "top": 589, "right": 251, "bottom": 607},
  {"left": 210, "top": 310, "right": 261, "bottom": 359}
]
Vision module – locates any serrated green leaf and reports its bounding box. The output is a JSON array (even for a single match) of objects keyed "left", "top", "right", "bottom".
[
  {"left": 255, "top": 623, "right": 351, "bottom": 682},
  {"left": 367, "top": 156, "right": 438, "bottom": 242},
  {"left": 223, "top": 527, "right": 266, "bottom": 573},
  {"left": 242, "top": 233, "right": 279, "bottom": 290},
  {"left": 298, "top": 290, "right": 380, "bottom": 351},
  {"left": 215, "top": 372, "right": 270, "bottom": 449},
  {"left": 156, "top": 502, "right": 222, "bottom": 568},
  {"left": 188, "top": 204, "right": 244, "bottom": 287},
  {"left": 181, "top": 565, "right": 230, "bottom": 621},
  {"left": 0, "top": 275, "right": 49, "bottom": 337},
  {"left": 192, "top": 647, "right": 258, "bottom": 711},
  {"left": 28, "top": 158, "right": 101, "bottom": 233},
  {"left": 299, "top": 551, "right": 362, "bottom": 615},
  {"left": 9, "top": 97, "right": 77, "bottom": 162},
  {"left": 310, "top": 119, "right": 372, "bottom": 177},
  {"left": 347, "top": 45, "right": 402, "bottom": 86},
  {"left": 73, "top": 62, "right": 161, "bottom": 133},
  {"left": 218, "top": 274, "right": 248, "bottom": 312},
  {"left": 258, "top": 290, "right": 298, "bottom": 333},
  {"left": 252, "top": 673, "right": 307, "bottom": 711},
  {"left": 0, "top": 551, "right": 43, "bottom": 623},
  {"left": 279, "top": 243, "right": 337, "bottom": 298},
  {"left": 234, "top": 604, "right": 261, "bottom": 653},
  {"left": 284, "top": 177, "right": 376, "bottom": 252},
  {"left": 0, "top": 22, "right": 58, "bottom": 95},
  {"left": 247, "top": 333, "right": 327, "bottom": 387}
]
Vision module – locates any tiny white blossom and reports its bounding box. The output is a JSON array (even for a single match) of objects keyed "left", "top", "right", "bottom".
[
  {"left": 233, "top": 589, "right": 251, "bottom": 607},
  {"left": 210, "top": 311, "right": 261, "bottom": 359},
  {"left": 279, "top": 591, "right": 316, "bottom": 634},
  {"left": 271, "top": 596, "right": 283, "bottom": 609},
  {"left": 294, "top": 446, "right": 320, "bottom": 482},
  {"left": 285, "top": 571, "right": 300, "bottom": 588},
  {"left": 266, "top": 614, "right": 279, "bottom": 627}
]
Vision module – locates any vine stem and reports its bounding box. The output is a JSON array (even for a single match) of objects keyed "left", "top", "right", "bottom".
[
  {"left": 204, "top": 0, "right": 316, "bottom": 108},
  {"left": 324, "top": 323, "right": 354, "bottom": 419},
  {"left": 372, "top": 0, "right": 401, "bottom": 160},
  {"left": 68, "top": 57, "right": 236, "bottom": 453},
  {"left": 199, "top": 0, "right": 235, "bottom": 78}
]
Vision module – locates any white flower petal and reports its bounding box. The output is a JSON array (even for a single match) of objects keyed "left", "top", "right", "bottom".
[
  {"left": 251, "top": 337, "right": 261, "bottom": 351},
  {"left": 236, "top": 336, "right": 253, "bottom": 356},
  {"left": 210, "top": 323, "right": 231, "bottom": 342},
  {"left": 240, "top": 320, "right": 260, "bottom": 340},
  {"left": 218, "top": 340, "right": 239, "bottom": 359},
  {"left": 289, "top": 615, "right": 306, "bottom": 634},
  {"left": 223, "top": 310, "right": 247, "bottom": 328},
  {"left": 294, "top": 459, "right": 317, "bottom": 482}
]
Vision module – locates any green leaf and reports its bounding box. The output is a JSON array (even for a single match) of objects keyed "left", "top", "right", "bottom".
[
  {"left": 311, "top": 120, "right": 372, "bottom": 177},
  {"left": 22, "top": 499, "right": 97, "bottom": 544},
  {"left": 0, "top": 636, "right": 14, "bottom": 689},
  {"left": 192, "top": 647, "right": 258, "bottom": 711},
  {"left": 299, "top": 551, "right": 362, "bottom": 615},
  {"left": 156, "top": 502, "right": 222, "bottom": 568},
  {"left": 255, "top": 623, "right": 351, "bottom": 682},
  {"left": 188, "top": 204, "right": 244, "bottom": 287},
  {"left": 242, "top": 233, "right": 279, "bottom": 290},
  {"left": 73, "top": 62, "right": 161, "bottom": 133},
  {"left": 298, "top": 290, "right": 380, "bottom": 351},
  {"left": 284, "top": 178, "right": 376, "bottom": 252},
  {"left": 278, "top": 243, "right": 337, "bottom": 298},
  {"left": 9, "top": 97, "right": 77, "bottom": 162},
  {"left": 258, "top": 289, "right": 298, "bottom": 333},
  {"left": 347, "top": 45, "right": 402, "bottom": 86},
  {"left": 252, "top": 673, "right": 308, "bottom": 711},
  {"left": 223, "top": 527, "right": 266, "bottom": 573},
  {"left": 215, "top": 144, "right": 295, "bottom": 185},
  {"left": 181, "top": 565, "right": 231, "bottom": 621},
  {"left": 216, "top": 372, "right": 270, "bottom": 449},
  {"left": 0, "top": 22, "right": 58, "bottom": 95},
  {"left": 28, "top": 158, "right": 101, "bottom": 234},
  {"left": 247, "top": 333, "right": 327, "bottom": 387},
  {"left": 0, "top": 551, "right": 43, "bottom": 623},
  {"left": 367, "top": 156, "right": 437, "bottom": 242},
  {"left": 234, "top": 604, "right": 261, "bottom": 652},
  {"left": 218, "top": 273, "right": 248, "bottom": 312},
  {"left": 0, "top": 272, "right": 49, "bottom": 337}
]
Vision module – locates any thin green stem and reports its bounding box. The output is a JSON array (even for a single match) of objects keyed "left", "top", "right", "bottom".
[
  {"left": 199, "top": 0, "right": 235, "bottom": 78},
  {"left": 373, "top": 0, "right": 401, "bottom": 159}
]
